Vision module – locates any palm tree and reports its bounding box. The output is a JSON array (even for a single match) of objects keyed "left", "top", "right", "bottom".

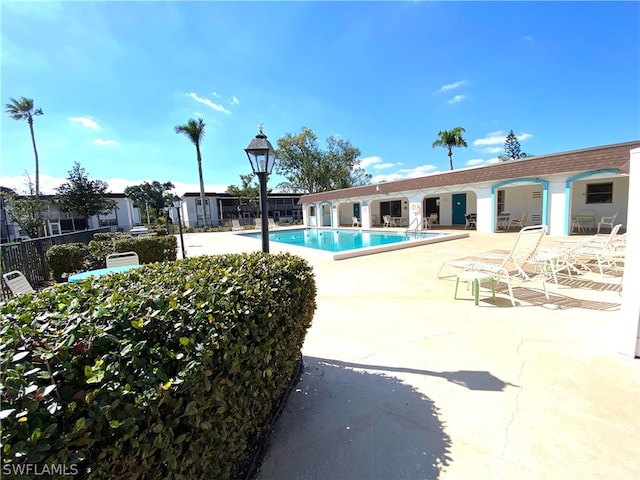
[
  {"left": 432, "top": 126, "right": 468, "bottom": 171},
  {"left": 174, "top": 118, "right": 209, "bottom": 227},
  {"left": 6, "top": 97, "right": 44, "bottom": 197}
]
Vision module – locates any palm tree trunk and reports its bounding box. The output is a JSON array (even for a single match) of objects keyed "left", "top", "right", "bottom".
[
  {"left": 447, "top": 146, "right": 454, "bottom": 170},
  {"left": 28, "top": 117, "right": 40, "bottom": 198},
  {"left": 196, "top": 146, "right": 209, "bottom": 227}
]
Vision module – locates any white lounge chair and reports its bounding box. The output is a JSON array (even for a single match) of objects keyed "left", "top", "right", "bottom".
[
  {"left": 464, "top": 213, "right": 477, "bottom": 229},
  {"left": 383, "top": 215, "right": 394, "bottom": 228},
  {"left": 231, "top": 219, "right": 243, "bottom": 231},
  {"left": 3, "top": 270, "right": 36, "bottom": 296},
  {"left": 352, "top": 217, "right": 361, "bottom": 227},
  {"left": 461, "top": 225, "right": 549, "bottom": 306},
  {"left": 106, "top": 251, "right": 140, "bottom": 268},
  {"left": 268, "top": 218, "right": 279, "bottom": 230}
]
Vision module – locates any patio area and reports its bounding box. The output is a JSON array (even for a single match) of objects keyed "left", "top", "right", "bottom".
[{"left": 180, "top": 229, "right": 639, "bottom": 480}]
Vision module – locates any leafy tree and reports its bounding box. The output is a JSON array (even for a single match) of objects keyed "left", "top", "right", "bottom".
[
  {"left": 175, "top": 118, "right": 209, "bottom": 227},
  {"left": 432, "top": 126, "right": 468, "bottom": 170},
  {"left": 124, "top": 180, "right": 175, "bottom": 224},
  {"left": 3, "top": 177, "right": 46, "bottom": 238},
  {"left": 275, "top": 127, "right": 369, "bottom": 194},
  {"left": 5, "top": 97, "right": 44, "bottom": 198},
  {"left": 227, "top": 174, "right": 260, "bottom": 210},
  {"left": 55, "top": 162, "right": 116, "bottom": 223},
  {"left": 499, "top": 130, "right": 533, "bottom": 161}
]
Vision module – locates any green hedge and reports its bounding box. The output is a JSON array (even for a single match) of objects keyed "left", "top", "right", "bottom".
[
  {"left": 1, "top": 252, "right": 316, "bottom": 479},
  {"left": 46, "top": 236, "right": 178, "bottom": 278},
  {"left": 44, "top": 243, "right": 91, "bottom": 282}
]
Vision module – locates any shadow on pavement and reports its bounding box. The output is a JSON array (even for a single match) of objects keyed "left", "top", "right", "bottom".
[{"left": 257, "top": 356, "right": 452, "bottom": 480}]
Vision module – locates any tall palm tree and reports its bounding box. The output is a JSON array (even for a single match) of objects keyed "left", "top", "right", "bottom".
[
  {"left": 174, "top": 118, "right": 209, "bottom": 227},
  {"left": 432, "top": 126, "right": 468, "bottom": 171},
  {"left": 6, "top": 97, "right": 44, "bottom": 197}
]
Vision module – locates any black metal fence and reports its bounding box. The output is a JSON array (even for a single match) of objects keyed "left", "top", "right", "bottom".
[{"left": 1, "top": 228, "right": 110, "bottom": 301}]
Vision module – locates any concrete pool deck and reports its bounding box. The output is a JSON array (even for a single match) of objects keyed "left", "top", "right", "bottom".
[{"left": 179, "top": 228, "right": 639, "bottom": 480}]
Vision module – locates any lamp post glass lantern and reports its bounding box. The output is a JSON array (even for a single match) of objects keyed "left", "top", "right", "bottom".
[
  {"left": 172, "top": 195, "right": 187, "bottom": 260},
  {"left": 245, "top": 125, "right": 277, "bottom": 253}
]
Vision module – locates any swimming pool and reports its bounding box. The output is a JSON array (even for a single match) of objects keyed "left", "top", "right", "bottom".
[{"left": 240, "top": 228, "right": 469, "bottom": 260}]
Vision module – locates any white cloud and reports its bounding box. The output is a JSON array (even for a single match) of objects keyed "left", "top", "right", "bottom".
[
  {"left": 485, "top": 147, "right": 503, "bottom": 154},
  {"left": 373, "top": 163, "right": 397, "bottom": 170},
  {"left": 399, "top": 164, "right": 438, "bottom": 178},
  {"left": 519, "top": 132, "right": 533, "bottom": 141},
  {"left": 94, "top": 139, "right": 120, "bottom": 146},
  {"left": 211, "top": 91, "right": 220, "bottom": 98},
  {"left": 439, "top": 80, "right": 466, "bottom": 93},
  {"left": 187, "top": 92, "right": 231, "bottom": 114},
  {"left": 106, "top": 179, "right": 230, "bottom": 195},
  {"left": 447, "top": 95, "right": 466, "bottom": 104},
  {"left": 358, "top": 156, "right": 383, "bottom": 168},
  {"left": 486, "top": 157, "right": 501, "bottom": 164},
  {"left": 69, "top": 116, "right": 100, "bottom": 130},
  {"left": 372, "top": 173, "right": 404, "bottom": 183},
  {"left": 466, "top": 159, "right": 485, "bottom": 166},
  {"left": 0, "top": 174, "right": 64, "bottom": 195},
  {"left": 473, "top": 131, "right": 507, "bottom": 146},
  {"left": 230, "top": 96, "right": 239, "bottom": 105}
]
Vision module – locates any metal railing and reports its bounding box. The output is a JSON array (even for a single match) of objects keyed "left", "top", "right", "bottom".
[{"left": 1, "top": 227, "right": 110, "bottom": 301}]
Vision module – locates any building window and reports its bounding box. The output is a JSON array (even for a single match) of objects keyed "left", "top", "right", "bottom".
[
  {"left": 497, "top": 190, "right": 505, "bottom": 215},
  {"left": 380, "top": 200, "right": 402, "bottom": 217},
  {"left": 585, "top": 183, "right": 613, "bottom": 204}
]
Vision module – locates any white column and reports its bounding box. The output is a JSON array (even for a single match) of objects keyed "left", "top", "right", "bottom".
[
  {"left": 547, "top": 180, "right": 567, "bottom": 236},
  {"left": 475, "top": 187, "right": 493, "bottom": 233},
  {"left": 620, "top": 148, "right": 640, "bottom": 357},
  {"left": 361, "top": 201, "right": 371, "bottom": 229}
]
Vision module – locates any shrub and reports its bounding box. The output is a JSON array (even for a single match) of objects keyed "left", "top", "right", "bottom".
[
  {"left": 0, "top": 252, "right": 316, "bottom": 479},
  {"left": 45, "top": 243, "right": 90, "bottom": 281},
  {"left": 114, "top": 236, "right": 177, "bottom": 264}
]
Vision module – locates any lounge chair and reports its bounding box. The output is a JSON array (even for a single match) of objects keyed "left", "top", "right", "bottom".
[
  {"left": 352, "top": 216, "right": 361, "bottom": 227},
  {"left": 2, "top": 270, "right": 36, "bottom": 297},
  {"left": 596, "top": 212, "right": 618, "bottom": 234},
  {"left": 508, "top": 212, "right": 529, "bottom": 230},
  {"left": 464, "top": 225, "right": 549, "bottom": 306},
  {"left": 268, "top": 218, "right": 279, "bottom": 230},
  {"left": 383, "top": 215, "right": 395, "bottom": 228},
  {"left": 106, "top": 251, "right": 140, "bottom": 268},
  {"left": 532, "top": 237, "right": 593, "bottom": 285},
  {"left": 231, "top": 219, "right": 243, "bottom": 231},
  {"left": 570, "top": 224, "right": 624, "bottom": 276}
]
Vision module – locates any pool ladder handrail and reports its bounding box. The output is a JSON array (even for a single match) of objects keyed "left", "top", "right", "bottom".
[{"left": 406, "top": 217, "right": 421, "bottom": 234}]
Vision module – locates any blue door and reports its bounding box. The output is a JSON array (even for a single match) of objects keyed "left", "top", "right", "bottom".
[{"left": 452, "top": 194, "right": 467, "bottom": 225}]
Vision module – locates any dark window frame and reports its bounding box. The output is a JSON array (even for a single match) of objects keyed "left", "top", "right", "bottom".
[{"left": 585, "top": 182, "right": 613, "bottom": 204}]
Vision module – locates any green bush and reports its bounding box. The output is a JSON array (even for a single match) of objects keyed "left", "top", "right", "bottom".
[
  {"left": 0, "top": 252, "right": 316, "bottom": 479},
  {"left": 45, "top": 243, "right": 90, "bottom": 282},
  {"left": 114, "top": 236, "right": 177, "bottom": 264}
]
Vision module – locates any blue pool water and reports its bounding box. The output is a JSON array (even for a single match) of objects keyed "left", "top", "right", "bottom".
[{"left": 241, "top": 228, "right": 441, "bottom": 253}]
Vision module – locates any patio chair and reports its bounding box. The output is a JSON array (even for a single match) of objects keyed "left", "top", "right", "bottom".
[
  {"left": 3, "top": 270, "right": 35, "bottom": 297},
  {"left": 596, "top": 212, "right": 618, "bottom": 234},
  {"left": 508, "top": 212, "right": 529, "bottom": 230},
  {"left": 352, "top": 217, "right": 361, "bottom": 227},
  {"left": 496, "top": 212, "right": 510, "bottom": 230},
  {"left": 106, "top": 251, "right": 140, "bottom": 268},
  {"left": 461, "top": 225, "right": 549, "bottom": 306},
  {"left": 268, "top": 218, "right": 279, "bottom": 230},
  {"left": 383, "top": 215, "right": 394, "bottom": 228},
  {"left": 231, "top": 219, "right": 243, "bottom": 231},
  {"left": 464, "top": 213, "right": 477, "bottom": 229}
]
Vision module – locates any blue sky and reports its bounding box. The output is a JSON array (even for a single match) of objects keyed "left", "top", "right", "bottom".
[{"left": 2, "top": 1, "right": 639, "bottom": 195}]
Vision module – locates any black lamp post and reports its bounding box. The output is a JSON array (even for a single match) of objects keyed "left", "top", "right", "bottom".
[
  {"left": 245, "top": 125, "right": 277, "bottom": 253},
  {"left": 172, "top": 195, "right": 187, "bottom": 260}
]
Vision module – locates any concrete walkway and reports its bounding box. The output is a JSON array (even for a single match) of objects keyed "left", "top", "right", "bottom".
[{"left": 180, "top": 229, "right": 640, "bottom": 480}]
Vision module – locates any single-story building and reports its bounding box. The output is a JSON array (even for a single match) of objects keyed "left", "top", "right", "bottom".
[{"left": 300, "top": 141, "right": 639, "bottom": 236}]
